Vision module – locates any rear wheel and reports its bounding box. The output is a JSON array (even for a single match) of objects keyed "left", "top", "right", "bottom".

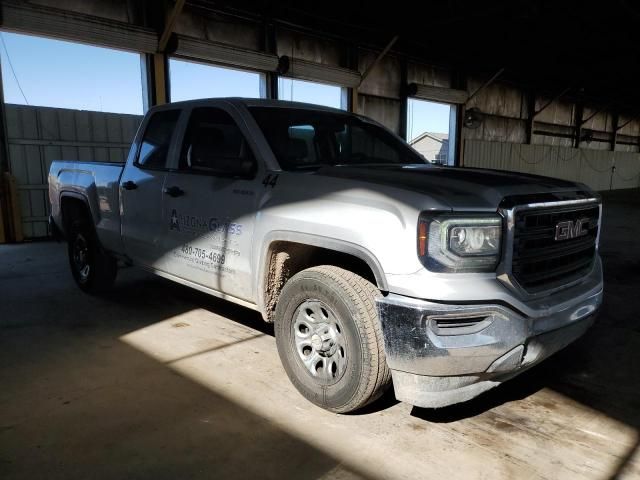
[
  {"left": 68, "top": 220, "right": 117, "bottom": 293},
  {"left": 275, "top": 265, "right": 391, "bottom": 413}
]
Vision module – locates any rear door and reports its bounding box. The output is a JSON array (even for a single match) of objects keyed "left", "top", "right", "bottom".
[
  {"left": 160, "top": 104, "right": 263, "bottom": 302},
  {"left": 120, "top": 108, "right": 182, "bottom": 270}
]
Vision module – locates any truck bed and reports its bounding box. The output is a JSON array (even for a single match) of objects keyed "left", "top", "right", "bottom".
[{"left": 48, "top": 160, "right": 125, "bottom": 254}]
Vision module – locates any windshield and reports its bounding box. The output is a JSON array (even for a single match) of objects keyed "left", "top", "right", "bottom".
[{"left": 249, "top": 106, "right": 427, "bottom": 171}]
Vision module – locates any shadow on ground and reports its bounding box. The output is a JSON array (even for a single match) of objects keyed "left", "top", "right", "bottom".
[{"left": 0, "top": 253, "right": 372, "bottom": 480}]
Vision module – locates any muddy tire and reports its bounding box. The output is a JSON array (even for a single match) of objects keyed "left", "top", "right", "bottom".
[
  {"left": 68, "top": 219, "right": 117, "bottom": 294},
  {"left": 275, "top": 265, "right": 391, "bottom": 413}
]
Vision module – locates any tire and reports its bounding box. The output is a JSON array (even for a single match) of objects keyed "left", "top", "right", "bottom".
[
  {"left": 67, "top": 219, "right": 117, "bottom": 293},
  {"left": 274, "top": 265, "right": 391, "bottom": 413}
]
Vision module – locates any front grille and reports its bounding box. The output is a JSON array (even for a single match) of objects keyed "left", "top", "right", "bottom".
[{"left": 512, "top": 203, "right": 599, "bottom": 293}]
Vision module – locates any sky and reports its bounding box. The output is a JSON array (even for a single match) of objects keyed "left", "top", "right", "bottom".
[
  {"left": 407, "top": 98, "right": 451, "bottom": 141},
  {"left": 0, "top": 31, "right": 144, "bottom": 115},
  {"left": 169, "top": 58, "right": 262, "bottom": 101},
  {"left": 278, "top": 77, "right": 343, "bottom": 109},
  {"left": 0, "top": 31, "right": 451, "bottom": 136}
]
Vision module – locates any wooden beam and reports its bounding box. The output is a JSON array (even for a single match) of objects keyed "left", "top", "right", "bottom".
[
  {"left": 580, "top": 103, "right": 612, "bottom": 126},
  {"left": 360, "top": 35, "right": 398, "bottom": 85},
  {"left": 158, "top": 0, "right": 185, "bottom": 52},
  {"left": 615, "top": 117, "right": 634, "bottom": 131},
  {"left": 533, "top": 87, "right": 570, "bottom": 118},
  {"left": 466, "top": 67, "right": 505, "bottom": 104}
]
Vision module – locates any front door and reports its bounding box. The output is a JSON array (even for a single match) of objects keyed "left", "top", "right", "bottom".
[
  {"left": 160, "top": 105, "right": 262, "bottom": 302},
  {"left": 120, "top": 108, "right": 181, "bottom": 270}
]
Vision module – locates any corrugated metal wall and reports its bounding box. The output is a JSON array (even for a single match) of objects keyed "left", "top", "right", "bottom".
[
  {"left": 6, "top": 104, "right": 142, "bottom": 237},
  {"left": 464, "top": 140, "right": 640, "bottom": 191}
]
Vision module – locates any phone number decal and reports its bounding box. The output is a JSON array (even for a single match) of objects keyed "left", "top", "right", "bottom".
[{"left": 180, "top": 244, "right": 226, "bottom": 264}]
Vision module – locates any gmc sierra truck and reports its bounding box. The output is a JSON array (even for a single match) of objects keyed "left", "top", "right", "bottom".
[{"left": 48, "top": 98, "right": 603, "bottom": 413}]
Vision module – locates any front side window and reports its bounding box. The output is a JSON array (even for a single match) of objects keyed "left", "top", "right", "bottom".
[
  {"left": 249, "top": 107, "right": 426, "bottom": 171},
  {"left": 179, "top": 107, "right": 256, "bottom": 177},
  {"left": 137, "top": 109, "right": 180, "bottom": 168}
]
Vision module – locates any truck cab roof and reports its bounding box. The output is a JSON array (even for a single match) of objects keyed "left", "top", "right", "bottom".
[{"left": 149, "top": 97, "right": 349, "bottom": 115}]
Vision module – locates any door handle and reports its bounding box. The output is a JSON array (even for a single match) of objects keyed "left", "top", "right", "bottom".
[
  {"left": 163, "top": 186, "right": 185, "bottom": 197},
  {"left": 122, "top": 180, "right": 137, "bottom": 190}
]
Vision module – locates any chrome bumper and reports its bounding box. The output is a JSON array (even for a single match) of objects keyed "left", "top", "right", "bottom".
[{"left": 376, "top": 281, "right": 602, "bottom": 408}]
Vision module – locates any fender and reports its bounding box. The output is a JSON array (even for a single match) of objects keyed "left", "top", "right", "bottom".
[
  {"left": 256, "top": 230, "right": 389, "bottom": 315},
  {"left": 58, "top": 190, "right": 97, "bottom": 229}
]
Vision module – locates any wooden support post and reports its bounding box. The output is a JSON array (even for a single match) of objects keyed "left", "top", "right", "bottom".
[
  {"left": 148, "top": 0, "right": 185, "bottom": 106},
  {"left": 263, "top": 18, "right": 278, "bottom": 99},
  {"left": 0, "top": 173, "right": 23, "bottom": 243},
  {"left": 399, "top": 57, "right": 408, "bottom": 140},
  {"left": 525, "top": 90, "right": 536, "bottom": 144},
  {"left": 574, "top": 102, "right": 584, "bottom": 148},
  {"left": 0, "top": 42, "right": 20, "bottom": 243},
  {"left": 350, "top": 88, "right": 359, "bottom": 114},
  {"left": 158, "top": 0, "right": 185, "bottom": 52},
  {"left": 153, "top": 53, "right": 168, "bottom": 105},
  {"left": 452, "top": 70, "right": 466, "bottom": 166},
  {"left": 0, "top": 174, "right": 7, "bottom": 243},
  {"left": 611, "top": 112, "right": 619, "bottom": 152},
  {"left": 347, "top": 45, "right": 359, "bottom": 113}
]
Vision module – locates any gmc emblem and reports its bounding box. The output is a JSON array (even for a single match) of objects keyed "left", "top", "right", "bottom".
[{"left": 554, "top": 218, "right": 590, "bottom": 241}]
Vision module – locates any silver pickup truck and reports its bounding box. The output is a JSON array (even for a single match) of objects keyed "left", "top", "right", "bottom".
[{"left": 49, "top": 98, "right": 603, "bottom": 413}]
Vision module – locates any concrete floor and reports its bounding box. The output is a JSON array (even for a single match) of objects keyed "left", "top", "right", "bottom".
[{"left": 1, "top": 190, "right": 639, "bottom": 480}]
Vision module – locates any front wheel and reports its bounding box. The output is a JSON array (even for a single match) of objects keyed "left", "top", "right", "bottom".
[
  {"left": 68, "top": 220, "right": 117, "bottom": 293},
  {"left": 274, "top": 266, "right": 391, "bottom": 413}
]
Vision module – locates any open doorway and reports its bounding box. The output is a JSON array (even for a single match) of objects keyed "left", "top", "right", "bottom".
[{"left": 407, "top": 98, "right": 457, "bottom": 165}]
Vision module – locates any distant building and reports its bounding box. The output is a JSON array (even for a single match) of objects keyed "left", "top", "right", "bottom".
[{"left": 410, "top": 132, "right": 449, "bottom": 164}]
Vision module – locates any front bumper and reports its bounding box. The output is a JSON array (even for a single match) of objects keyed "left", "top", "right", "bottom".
[{"left": 376, "top": 283, "right": 602, "bottom": 408}]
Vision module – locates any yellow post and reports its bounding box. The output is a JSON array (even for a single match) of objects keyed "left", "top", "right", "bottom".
[
  {"left": 153, "top": 54, "right": 167, "bottom": 105},
  {"left": 0, "top": 174, "right": 8, "bottom": 243},
  {"left": 0, "top": 173, "right": 23, "bottom": 243},
  {"left": 0, "top": 188, "right": 6, "bottom": 243},
  {"left": 6, "top": 173, "right": 23, "bottom": 242}
]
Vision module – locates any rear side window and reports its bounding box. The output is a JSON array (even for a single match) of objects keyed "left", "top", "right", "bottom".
[
  {"left": 179, "top": 107, "right": 256, "bottom": 176},
  {"left": 137, "top": 109, "right": 180, "bottom": 168}
]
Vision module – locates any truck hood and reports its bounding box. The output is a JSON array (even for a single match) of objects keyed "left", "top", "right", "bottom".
[{"left": 314, "top": 164, "right": 589, "bottom": 211}]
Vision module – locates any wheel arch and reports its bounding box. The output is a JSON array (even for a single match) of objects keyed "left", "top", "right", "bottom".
[
  {"left": 257, "top": 231, "right": 388, "bottom": 322},
  {"left": 59, "top": 192, "right": 95, "bottom": 236}
]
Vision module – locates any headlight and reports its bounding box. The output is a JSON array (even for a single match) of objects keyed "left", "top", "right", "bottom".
[{"left": 417, "top": 214, "right": 502, "bottom": 272}]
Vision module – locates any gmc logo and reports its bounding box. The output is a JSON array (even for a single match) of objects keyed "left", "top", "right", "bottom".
[{"left": 554, "top": 218, "right": 590, "bottom": 241}]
